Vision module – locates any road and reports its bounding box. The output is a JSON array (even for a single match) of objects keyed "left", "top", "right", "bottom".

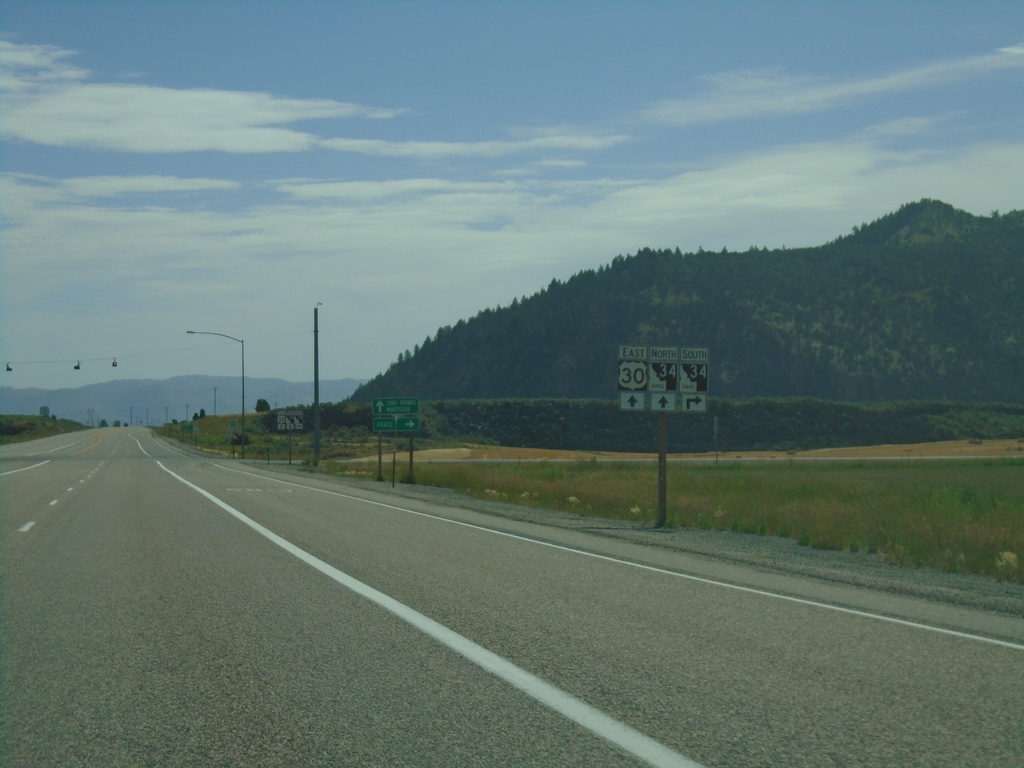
[{"left": 2, "top": 428, "right": 1022, "bottom": 767}]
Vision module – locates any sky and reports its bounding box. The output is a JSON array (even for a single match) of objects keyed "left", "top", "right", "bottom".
[{"left": 2, "top": 1, "right": 1023, "bottom": 393}]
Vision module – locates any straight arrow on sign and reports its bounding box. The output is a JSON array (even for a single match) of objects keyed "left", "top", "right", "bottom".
[
  {"left": 653, "top": 394, "right": 676, "bottom": 411},
  {"left": 620, "top": 393, "right": 646, "bottom": 411}
]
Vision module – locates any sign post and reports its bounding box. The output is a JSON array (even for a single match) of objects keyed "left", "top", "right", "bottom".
[
  {"left": 276, "top": 410, "right": 303, "bottom": 464},
  {"left": 617, "top": 344, "right": 711, "bottom": 527},
  {"left": 372, "top": 398, "right": 421, "bottom": 484},
  {"left": 657, "top": 409, "right": 668, "bottom": 527}
]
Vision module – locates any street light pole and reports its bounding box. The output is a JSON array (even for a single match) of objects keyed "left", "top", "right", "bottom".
[
  {"left": 187, "top": 330, "right": 245, "bottom": 459},
  {"left": 313, "top": 303, "right": 321, "bottom": 465}
]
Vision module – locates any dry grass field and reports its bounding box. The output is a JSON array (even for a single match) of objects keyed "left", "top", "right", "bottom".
[{"left": 406, "top": 438, "right": 1024, "bottom": 463}]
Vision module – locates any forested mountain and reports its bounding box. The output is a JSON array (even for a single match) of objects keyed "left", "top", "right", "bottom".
[{"left": 352, "top": 200, "right": 1024, "bottom": 403}]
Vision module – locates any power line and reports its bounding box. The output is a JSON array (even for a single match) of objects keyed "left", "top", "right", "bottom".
[{"left": 4, "top": 330, "right": 313, "bottom": 368}]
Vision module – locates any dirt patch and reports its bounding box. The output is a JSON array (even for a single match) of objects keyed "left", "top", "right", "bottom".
[{"left": 382, "top": 439, "right": 1024, "bottom": 462}]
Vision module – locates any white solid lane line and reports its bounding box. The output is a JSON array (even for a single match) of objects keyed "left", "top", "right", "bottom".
[
  {"left": 0, "top": 460, "right": 50, "bottom": 477},
  {"left": 157, "top": 460, "right": 705, "bottom": 768}
]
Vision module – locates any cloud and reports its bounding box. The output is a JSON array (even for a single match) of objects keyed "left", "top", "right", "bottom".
[
  {"left": 318, "top": 132, "right": 629, "bottom": 160},
  {"left": 643, "top": 44, "right": 1024, "bottom": 126},
  {"left": 273, "top": 177, "right": 518, "bottom": 201},
  {"left": 0, "top": 40, "right": 623, "bottom": 159},
  {"left": 863, "top": 116, "right": 945, "bottom": 137},
  {"left": 0, "top": 40, "right": 89, "bottom": 90},
  {"left": 57, "top": 174, "right": 240, "bottom": 199},
  {"left": 0, "top": 41, "right": 403, "bottom": 153}
]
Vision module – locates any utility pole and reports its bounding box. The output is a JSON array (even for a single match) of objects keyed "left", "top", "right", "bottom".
[
  {"left": 212, "top": 386, "right": 218, "bottom": 416},
  {"left": 313, "top": 303, "right": 322, "bottom": 465}
]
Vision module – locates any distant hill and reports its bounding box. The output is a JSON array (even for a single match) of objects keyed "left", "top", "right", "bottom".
[
  {"left": 352, "top": 200, "right": 1024, "bottom": 403},
  {"left": 0, "top": 375, "right": 363, "bottom": 425}
]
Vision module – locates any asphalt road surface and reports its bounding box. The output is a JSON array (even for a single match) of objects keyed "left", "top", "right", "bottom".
[{"left": 3, "top": 428, "right": 1022, "bottom": 767}]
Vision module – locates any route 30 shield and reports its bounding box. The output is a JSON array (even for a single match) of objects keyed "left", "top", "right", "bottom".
[{"left": 618, "top": 360, "right": 648, "bottom": 390}]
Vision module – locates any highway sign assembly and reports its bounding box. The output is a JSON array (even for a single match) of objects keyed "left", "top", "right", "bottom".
[
  {"left": 616, "top": 343, "right": 713, "bottom": 528},
  {"left": 372, "top": 399, "right": 423, "bottom": 486},
  {"left": 276, "top": 411, "right": 303, "bottom": 431},
  {"left": 617, "top": 344, "right": 710, "bottom": 411}
]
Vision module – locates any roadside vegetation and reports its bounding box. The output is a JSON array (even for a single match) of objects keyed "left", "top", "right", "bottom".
[
  {"left": 154, "top": 414, "right": 382, "bottom": 462},
  {"left": 331, "top": 457, "right": 1024, "bottom": 584},
  {"left": 0, "top": 414, "right": 89, "bottom": 444}
]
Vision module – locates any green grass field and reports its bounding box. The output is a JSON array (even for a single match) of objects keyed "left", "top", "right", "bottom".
[{"left": 362, "top": 458, "right": 1024, "bottom": 584}]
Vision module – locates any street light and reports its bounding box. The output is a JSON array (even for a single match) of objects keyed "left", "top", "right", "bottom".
[
  {"left": 313, "top": 303, "right": 322, "bottom": 465},
  {"left": 187, "top": 330, "right": 245, "bottom": 459}
]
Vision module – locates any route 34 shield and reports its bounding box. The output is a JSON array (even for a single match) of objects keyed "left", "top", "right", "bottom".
[
  {"left": 648, "top": 362, "right": 678, "bottom": 392},
  {"left": 679, "top": 363, "right": 709, "bottom": 394}
]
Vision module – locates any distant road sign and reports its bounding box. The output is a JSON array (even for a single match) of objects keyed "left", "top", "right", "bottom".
[
  {"left": 618, "top": 344, "right": 710, "bottom": 411},
  {"left": 277, "top": 411, "right": 303, "bottom": 431},
  {"left": 372, "top": 397, "right": 419, "bottom": 415},
  {"left": 373, "top": 416, "right": 421, "bottom": 432}
]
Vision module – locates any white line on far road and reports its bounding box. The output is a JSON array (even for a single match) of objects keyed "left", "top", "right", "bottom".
[
  {"left": 157, "top": 460, "right": 704, "bottom": 768},
  {"left": 18, "top": 521, "right": 35, "bottom": 532},
  {"left": 0, "top": 460, "right": 51, "bottom": 477}
]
